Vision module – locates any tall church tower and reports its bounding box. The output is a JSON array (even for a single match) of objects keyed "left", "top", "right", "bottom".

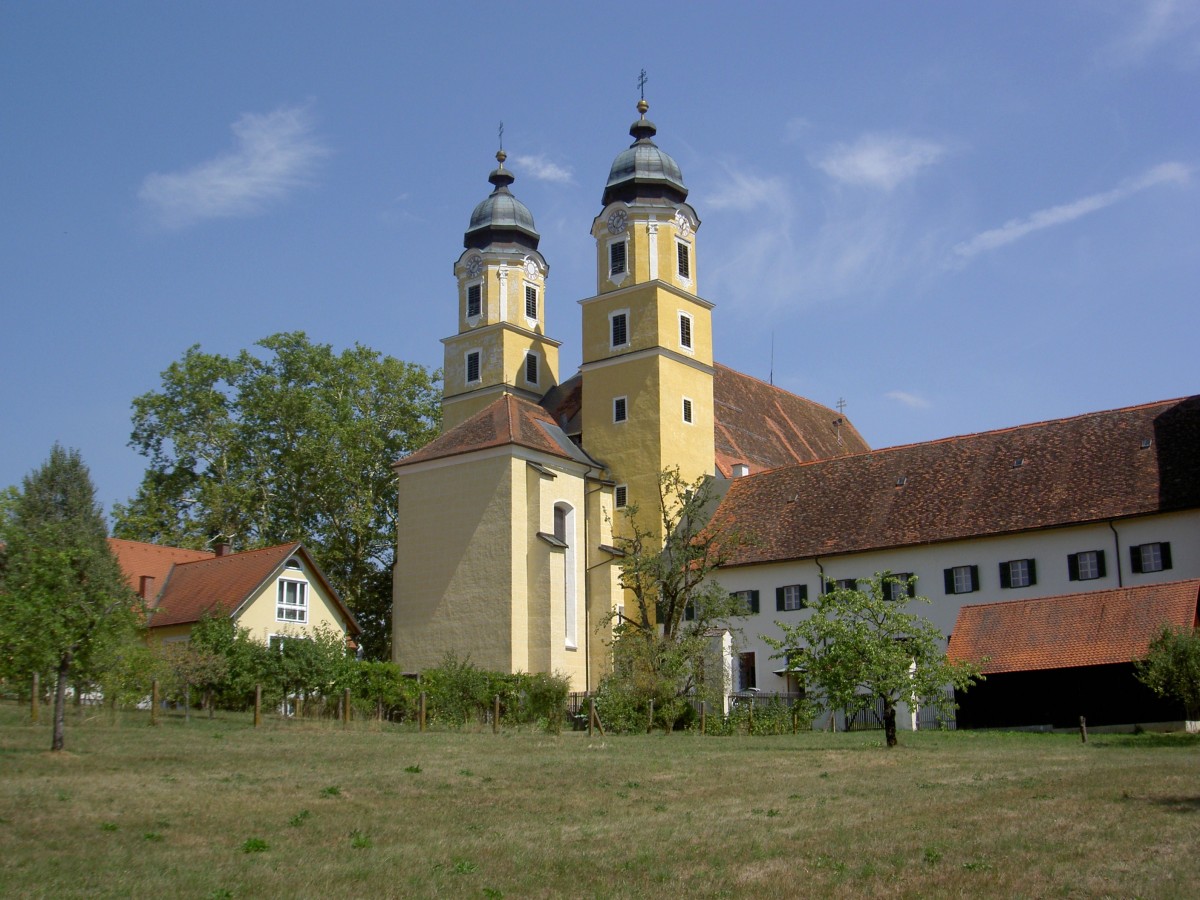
[
  {"left": 441, "top": 150, "right": 560, "bottom": 431},
  {"left": 579, "top": 98, "right": 715, "bottom": 533}
]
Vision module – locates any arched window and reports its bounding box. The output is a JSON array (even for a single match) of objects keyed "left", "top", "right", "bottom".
[{"left": 554, "top": 502, "right": 577, "bottom": 650}]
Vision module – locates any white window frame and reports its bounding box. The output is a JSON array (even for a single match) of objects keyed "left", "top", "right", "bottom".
[
  {"left": 951, "top": 566, "right": 976, "bottom": 594},
  {"left": 676, "top": 239, "right": 691, "bottom": 282},
  {"left": 613, "top": 396, "right": 628, "bottom": 423},
  {"left": 781, "top": 584, "right": 805, "bottom": 611},
  {"left": 524, "top": 351, "right": 539, "bottom": 386},
  {"left": 682, "top": 396, "right": 694, "bottom": 425},
  {"left": 1006, "top": 559, "right": 1032, "bottom": 588},
  {"left": 678, "top": 311, "right": 694, "bottom": 352},
  {"left": 609, "top": 309, "right": 630, "bottom": 349},
  {"left": 466, "top": 281, "right": 482, "bottom": 321},
  {"left": 614, "top": 484, "right": 628, "bottom": 509},
  {"left": 465, "top": 349, "right": 482, "bottom": 385},
  {"left": 608, "top": 238, "right": 628, "bottom": 283},
  {"left": 276, "top": 579, "right": 308, "bottom": 624},
  {"left": 1075, "top": 550, "right": 1101, "bottom": 581},
  {"left": 554, "top": 502, "right": 578, "bottom": 650},
  {"left": 524, "top": 283, "right": 538, "bottom": 322}
]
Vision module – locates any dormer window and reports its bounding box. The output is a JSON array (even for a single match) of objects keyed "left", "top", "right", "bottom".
[{"left": 467, "top": 283, "right": 482, "bottom": 319}]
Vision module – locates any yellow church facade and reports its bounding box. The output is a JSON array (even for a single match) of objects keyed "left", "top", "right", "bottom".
[{"left": 393, "top": 97, "right": 866, "bottom": 691}]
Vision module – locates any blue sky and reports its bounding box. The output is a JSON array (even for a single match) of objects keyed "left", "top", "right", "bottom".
[{"left": 3, "top": 2, "right": 1198, "bottom": 515}]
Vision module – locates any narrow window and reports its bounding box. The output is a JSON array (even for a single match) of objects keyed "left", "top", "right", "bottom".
[
  {"left": 467, "top": 283, "right": 482, "bottom": 318},
  {"left": 1000, "top": 559, "right": 1036, "bottom": 588},
  {"left": 609, "top": 240, "right": 627, "bottom": 277},
  {"left": 611, "top": 311, "right": 629, "bottom": 348},
  {"left": 737, "top": 652, "right": 757, "bottom": 691},
  {"left": 776, "top": 584, "right": 808, "bottom": 611},
  {"left": 682, "top": 397, "right": 693, "bottom": 424},
  {"left": 525, "top": 284, "right": 537, "bottom": 320},
  {"left": 525, "top": 352, "right": 538, "bottom": 385},
  {"left": 613, "top": 396, "right": 627, "bottom": 423},
  {"left": 1131, "top": 542, "right": 1172, "bottom": 573},
  {"left": 465, "top": 351, "right": 481, "bottom": 384},
  {"left": 679, "top": 312, "right": 693, "bottom": 350},
  {"left": 1068, "top": 550, "right": 1105, "bottom": 581},
  {"left": 614, "top": 484, "right": 628, "bottom": 509},
  {"left": 676, "top": 241, "right": 690, "bottom": 280},
  {"left": 943, "top": 565, "right": 979, "bottom": 594},
  {"left": 554, "top": 503, "right": 577, "bottom": 649}
]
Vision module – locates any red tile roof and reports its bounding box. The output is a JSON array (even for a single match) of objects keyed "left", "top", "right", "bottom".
[
  {"left": 148, "top": 543, "right": 302, "bottom": 628},
  {"left": 712, "top": 396, "right": 1200, "bottom": 567},
  {"left": 713, "top": 364, "right": 869, "bottom": 475},
  {"left": 395, "top": 394, "right": 588, "bottom": 468},
  {"left": 108, "top": 538, "right": 213, "bottom": 604},
  {"left": 949, "top": 579, "right": 1200, "bottom": 674}
]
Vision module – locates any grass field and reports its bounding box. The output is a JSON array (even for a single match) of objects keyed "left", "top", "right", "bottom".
[{"left": 2, "top": 703, "right": 1198, "bottom": 899}]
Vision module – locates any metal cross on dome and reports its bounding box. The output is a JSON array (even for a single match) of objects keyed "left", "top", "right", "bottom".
[
  {"left": 498, "top": 121, "right": 504, "bottom": 151},
  {"left": 638, "top": 69, "right": 647, "bottom": 99}
]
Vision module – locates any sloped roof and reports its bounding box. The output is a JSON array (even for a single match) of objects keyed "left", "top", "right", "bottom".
[
  {"left": 395, "top": 394, "right": 597, "bottom": 469},
  {"left": 148, "top": 543, "right": 301, "bottom": 628},
  {"left": 949, "top": 580, "right": 1200, "bottom": 674},
  {"left": 713, "top": 364, "right": 869, "bottom": 475},
  {"left": 108, "top": 538, "right": 213, "bottom": 604},
  {"left": 712, "top": 396, "right": 1200, "bottom": 567}
]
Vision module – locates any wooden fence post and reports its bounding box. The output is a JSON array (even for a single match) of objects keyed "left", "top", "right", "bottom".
[
  {"left": 493, "top": 694, "right": 500, "bottom": 734},
  {"left": 254, "top": 684, "right": 262, "bottom": 728},
  {"left": 419, "top": 692, "right": 427, "bottom": 732},
  {"left": 700, "top": 701, "right": 706, "bottom": 736},
  {"left": 150, "top": 679, "right": 160, "bottom": 727},
  {"left": 748, "top": 701, "right": 754, "bottom": 735},
  {"left": 1079, "top": 716, "right": 1088, "bottom": 744},
  {"left": 343, "top": 688, "right": 351, "bottom": 726},
  {"left": 588, "top": 697, "right": 595, "bottom": 737},
  {"left": 30, "top": 672, "right": 39, "bottom": 724},
  {"left": 647, "top": 698, "right": 654, "bottom": 734}
]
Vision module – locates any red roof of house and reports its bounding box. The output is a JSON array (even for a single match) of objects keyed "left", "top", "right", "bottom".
[
  {"left": 949, "top": 579, "right": 1200, "bottom": 674},
  {"left": 108, "top": 538, "right": 213, "bottom": 603},
  {"left": 711, "top": 396, "right": 1200, "bottom": 566}
]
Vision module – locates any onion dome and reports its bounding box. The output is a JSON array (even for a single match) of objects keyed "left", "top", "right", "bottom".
[
  {"left": 602, "top": 99, "right": 688, "bottom": 207},
  {"left": 464, "top": 149, "right": 541, "bottom": 251}
]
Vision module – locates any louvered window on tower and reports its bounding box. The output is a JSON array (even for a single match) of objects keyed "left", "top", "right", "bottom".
[
  {"left": 613, "top": 396, "right": 627, "bottom": 423},
  {"left": 611, "top": 312, "right": 628, "bottom": 347},
  {"left": 525, "top": 284, "right": 537, "bottom": 319},
  {"left": 525, "top": 353, "right": 538, "bottom": 385},
  {"left": 679, "top": 313, "right": 693, "bottom": 349},
  {"left": 467, "top": 283, "right": 482, "bottom": 318},
  {"left": 677, "top": 241, "right": 690, "bottom": 279},
  {"left": 466, "top": 351, "right": 481, "bottom": 384},
  {"left": 682, "top": 397, "right": 693, "bottom": 424},
  {"left": 610, "top": 240, "right": 627, "bottom": 276}
]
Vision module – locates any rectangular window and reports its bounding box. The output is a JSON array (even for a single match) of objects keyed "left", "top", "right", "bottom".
[
  {"left": 525, "top": 284, "right": 537, "bottom": 320},
  {"left": 610, "top": 311, "right": 629, "bottom": 348},
  {"left": 943, "top": 565, "right": 979, "bottom": 594},
  {"left": 1131, "top": 542, "right": 1172, "bottom": 574},
  {"left": 679, "top": 312, "right": 693, "bottom": 350},
  {"left": 613, "top": 396, "right": 627, "bottom": 423},
  {"left": 682, "top": 397, "right": 693, "bottom": 424},
  {"left": 276, "top": 580, "right": 308, "bottom": 623},
  {"left": 676, "top": 241, "right": 690, "bottom": 280},
  {"left": 614, "top": 484, "right": 627, "bottom": 509},
  {"left": 1068, "top": 550, "right": 1106, "bottom": 581},
  {"left": 883, "top": 572, "right": 915, "bottom": 602},
  {"left": 467, "top": 283, "right": 481, "bottom": 318},
  {"left": 737, "top": 652, "right": 756, "bottom": 691},
  {"left": 776, "top": 584, "right": 808, "bottom": 611},
  {"left": 732, "top": 589, "right": 760, "bottom": 614},
  {"left": 609, "top": 240, "right": 627, "bottom": 277},
  {"left": 825, "top": 577, "right": 858, "bottom": 594},
  {"left": 465, "top": 351, "right": 481, "bottom": 384},
  {"left": 1000, "top": 558, "right": 1037, "bottom": 589},
  {"left": 524, "top": 353, "right": 538, "bottom": 385}
]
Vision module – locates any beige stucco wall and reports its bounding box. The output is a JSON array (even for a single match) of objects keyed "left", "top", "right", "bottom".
[{"left": 234, "top": 557, "right": 350, "bottom": 645}]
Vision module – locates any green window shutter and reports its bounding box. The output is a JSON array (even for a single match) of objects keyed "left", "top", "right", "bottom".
[
  {"left": 969, "top": 565, "right": 979, "bottom": 592},
  {"left": 999, "top": 562, "right": 1011, "bottom": 589},
  {"left": 1027, "top": 559, "right": 1037, "bottom": 585},
  {"left": 1130, "top": 545, "right": 1143, "bottom": 573},
  {"left": 943, "top": 568, "right": 955, "bottom": 594},
  {"left": 1096, "top": 551, "right": 1107, "bottom": 578},
  {"left": 750, "top": 590, "right": 760, "bottom": 614},
  {"left": 1067, "top": 553, "right": 1080, "bottom": 581},
  {"left": 776, "top": 587, "right": 786, "bottom": 611},
  {"left": 1161, "top": 543, "right": 1172, "bottom": 570}
]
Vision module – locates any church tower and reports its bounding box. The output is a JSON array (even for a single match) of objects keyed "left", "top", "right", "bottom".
[
  {"left": 579, "top": 97, "right": 715, "bottom": 536},
  {"left": 441, "top": 150, "right": 561, "bottom": 431}
]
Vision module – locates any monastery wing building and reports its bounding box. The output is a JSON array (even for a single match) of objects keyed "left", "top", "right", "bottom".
[{"left": 392, "top": 98, "right": 865, "bottom": 691}]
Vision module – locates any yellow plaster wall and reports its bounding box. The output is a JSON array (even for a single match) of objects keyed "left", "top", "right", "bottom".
[{"left": 233, "top": 559, "right": 350, "bottom": 645}]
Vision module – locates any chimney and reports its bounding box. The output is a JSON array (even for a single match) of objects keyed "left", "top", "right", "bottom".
[
  {"left": 213, "top": 543, "right": 231, "bottom": 558},
  {"left": 732, "top": 463, "right": 750, "bottom": 478},
  {"left": 138, "top": 575, "right": 156, "bottom": 600}
]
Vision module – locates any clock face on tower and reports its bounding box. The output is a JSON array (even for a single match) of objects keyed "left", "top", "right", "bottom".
[
  {"left": 466, "top": 255, "right": 483, "bottom": 278},
  {"left": 673, "top": 210, "right": 692, "bottom": 237},
  {"left": 607, "top": 209, "right": 628, "bottom": 235}
]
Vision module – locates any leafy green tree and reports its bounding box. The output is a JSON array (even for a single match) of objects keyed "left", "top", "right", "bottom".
[
  {"left": 112, "top": 332, "right": 441, "bottom": 658},
  {"left": 188, "top": 615, "right": 273, "bottom": 709},
  {"left": 0, "top": 446, "right": 139, "bottom": 751},
  {"left": 598, "top": 468, "right": 747, "bottom": 732},
  {"left": 1136, "top": 625, "right": 1200, "bottom": 721},
  {"left": 768, "top": 573, "right": 981, "bottom": 748},
  {"left": 157, "top": 641, "right": 228, "bottom": 722}
]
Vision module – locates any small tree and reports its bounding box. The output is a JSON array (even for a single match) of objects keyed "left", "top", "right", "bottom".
[
  {"left": 598, "top": 468, "right": 746, "bottom": 732},
  {"left": 157, "top": 641, "right": 229, "bottom": 722},
  {"left": 1135, "top": 625, "right": 1200, "bottom": 722},
  {"left": 768, "top": 573, "right": 981, "bottom": 748},
  {"left": 0, "top": 446, "right": 139, "bottom": 750}
]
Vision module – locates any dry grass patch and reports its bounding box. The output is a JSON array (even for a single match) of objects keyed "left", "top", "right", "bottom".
[{"left": 1, "top": 705, "right": 1199, "bottom": 897}]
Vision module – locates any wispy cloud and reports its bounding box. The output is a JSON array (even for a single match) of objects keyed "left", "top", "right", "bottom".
[
  {"left": 511, "top": 153, "right": 573, "bottom": 184},
  {"left": 813, "top": 134, "right": 947, "bottom": 191},
  {"left": 952, "top": 162, "right": 1191, "bottom": 260},
  {"left": 1103, "top": 0, "right": 1200, "bottom": 65},
  {"left": 885, "top": 390, "right": 931, "bottom": 410},
  {"left": 139, "top": 105, "right": 328, "bottom": 228},
  {"left": 707, "top": 170, "right": 789, "bottom": 214}
]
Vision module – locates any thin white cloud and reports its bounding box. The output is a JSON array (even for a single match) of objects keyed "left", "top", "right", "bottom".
[
  {"left": 139, "top": 105, "right": 328, "bottom": 228},
  {"left": 885, "top": 390, "right": 931, "bottom": 410},
  {"left": 813, "top": 134, "right": 947, "bottom": 192},
  {"left": 706, "top": 169, "right": 789, "bottom": 214},
  {"left": 1104, "top": 0, "right": 1200, "bottom": 64},
  {"left": 511, "top": 153, "right": 573, "bottom": 184},
  {"left": 953, "top": 162, "right": 1191, "bottom": 260}
]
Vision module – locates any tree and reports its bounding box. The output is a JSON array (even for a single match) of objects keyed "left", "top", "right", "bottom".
[
  {"left": 1136, "top": 625, "right": 1200, "bottom": 721},
  {"left": 0, "top": 446, "right": 139, "bottom": 751},
  {"left": 112, "top": 332, "right": 441, "bottom": 658},
  {"left": 157, "top": 641, "right": 228, "bottom": 722},
  {"left": 768, "top": 573, "right": 981, "bottom": 748},
  {"left": 597, "top": 468, "right": 747, "bottom": 732}
]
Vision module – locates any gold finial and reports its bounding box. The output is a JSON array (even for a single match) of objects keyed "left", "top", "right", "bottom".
[
  {"left": 496, "top": 148, "right": 507, "bottom": 167},
  {"left": 637, "top": 69, "right": 649, "bottom": 117},
  {"left": 496, "top": 121, "right": 506, "bottom": 166}
]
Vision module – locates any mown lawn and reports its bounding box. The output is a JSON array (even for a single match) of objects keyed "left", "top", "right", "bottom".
[{"left": 1, "top": 702, "right": 1198, "bottom": 898}]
